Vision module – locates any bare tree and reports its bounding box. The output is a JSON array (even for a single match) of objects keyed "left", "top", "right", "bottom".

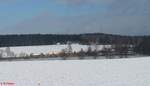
[
  {"left": 67, "top": 41, "right": 73, "bottom": 56},
  {"left": 113, "top": 44, "right": 129, "bottom": 58}
]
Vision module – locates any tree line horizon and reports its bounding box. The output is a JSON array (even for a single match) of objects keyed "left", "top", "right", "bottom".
[{"left": 0, "top": 33, "right": 149, "bottom": 56}]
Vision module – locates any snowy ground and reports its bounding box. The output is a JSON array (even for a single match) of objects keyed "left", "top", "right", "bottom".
[
  {"left": 0, "top": 44, "right": 111, "bottom": 57},
  {"left": 0, "top": 57, "right": 150, "bottom": 86}
]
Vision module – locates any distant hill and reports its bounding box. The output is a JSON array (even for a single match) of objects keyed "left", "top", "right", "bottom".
[{"left": 0, "top": 33, "right": 149, "bottom": 47}]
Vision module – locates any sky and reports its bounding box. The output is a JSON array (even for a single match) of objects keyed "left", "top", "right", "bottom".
[{"left": 0, "top": 0, "right": 150, "bottom": 35}]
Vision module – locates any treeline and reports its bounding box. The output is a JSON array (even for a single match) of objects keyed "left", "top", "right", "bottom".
[
  {"left": 0, "top": 33, "right": 150, "bottom": 56},
  {"left": 0, "top": 33, "right": 140, "bottom": 47},
  {"left": 134, "top": 36, "right": 150, "bottom": 55},
  {"left": 0, "top": 34, "right": 80, "bottom": 47}
]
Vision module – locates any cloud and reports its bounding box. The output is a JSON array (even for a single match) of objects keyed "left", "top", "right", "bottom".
[
  {"left": 54, "top": 0, "right": 114, "bottom": 6},
  {"left": 3, "top": 12, "right": 150, "bottom": 35},
  {"left": 1, "top": 0, "right": 150, "bottom": 35},
  {"left": 108, "top": 0, "right": 150, "bottom": 15},
  {"left": 0, "top": 0, "right": 16, "bottom": 3},
  {"left": 54, "top": 0, "right": 150, "bottom": 15}
]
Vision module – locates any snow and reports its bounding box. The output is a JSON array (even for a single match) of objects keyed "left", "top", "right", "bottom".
[
  {"left": 0, "top": 44, "right": 110, "bottom": 57},
  {"left": 0, "top": 57, "right": 150, "bottom": 86}
]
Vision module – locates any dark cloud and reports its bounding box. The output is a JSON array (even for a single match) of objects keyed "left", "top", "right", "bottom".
[{"left": 3, "top": 13, "right": 150, "bottom": 35}]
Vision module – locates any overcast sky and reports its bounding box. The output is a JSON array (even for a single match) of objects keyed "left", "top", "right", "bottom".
[{"left": 0, "top": 0, "right": 150, "bottom": 35}]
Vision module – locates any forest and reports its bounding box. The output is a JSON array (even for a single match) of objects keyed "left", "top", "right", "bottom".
[{"left": 0, "top": 33, "right": 150, "bottom": 56}]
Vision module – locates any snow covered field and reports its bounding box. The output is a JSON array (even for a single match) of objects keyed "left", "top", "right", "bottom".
[
  {"left": 0, "top": 57, "right": 150, "bottom": 86},
  {"left": 0, "top": 44, "right": 111, "bottom": 57}
]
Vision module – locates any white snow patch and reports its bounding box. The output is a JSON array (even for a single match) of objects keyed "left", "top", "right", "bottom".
[
  {"left": 0, "top": 57, "right": 150, "bottom": 86},
  {"left": 0, "top": 44, "right": 110, "bottom": 57}
]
